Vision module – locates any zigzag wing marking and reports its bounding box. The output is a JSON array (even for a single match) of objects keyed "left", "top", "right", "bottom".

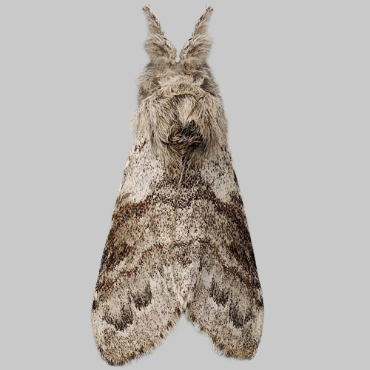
[
  {"left": 171, "top": 146, "right": 264, "bottom": 359},
  {"left": 91, "top": 137, "right": 182, "bottom": 365}
]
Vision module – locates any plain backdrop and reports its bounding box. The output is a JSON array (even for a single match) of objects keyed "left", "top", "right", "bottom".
[{"left": 1, "top": 1, "right": 369, "bottom": 369}]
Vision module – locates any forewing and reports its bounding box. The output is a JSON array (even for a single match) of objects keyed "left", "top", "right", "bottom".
[
  {"left": 91, "top": 137, "right": 181, "bottom": 365},
  {"left": 173, "top": 146, "right": 264, "bottom": 359}
]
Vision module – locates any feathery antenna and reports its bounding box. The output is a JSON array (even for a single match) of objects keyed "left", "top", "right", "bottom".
[
  {"left": 142, "top": 5, "right": 177, "bottom": 65},
  {"left": 142, "top": 5, "right": 165, "bottom": 36},
  {"left": 179, "top": 5, "right": 214, "bottom": 67},
  {"left": 192, "top": 5, "right": 213, "bottom": 37}
]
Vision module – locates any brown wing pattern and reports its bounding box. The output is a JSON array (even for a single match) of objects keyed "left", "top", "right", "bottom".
[
  {"left": 92, "top": 4, "right": 263, "bottom": 365},
  {"left": 91, "top": 137, "right": 182, "bottom": 365},
  {"left": 171, "top": 146, "right": 264, "bottom": 359}
]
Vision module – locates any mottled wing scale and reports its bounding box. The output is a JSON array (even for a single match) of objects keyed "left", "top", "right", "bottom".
[
  {"left": 92, "top": 4, "right": 264, "bottom": 365},
  {"left": 91, "top": 137, "right": 182, "bottom": 365},
  {"left": 171, "top": 146, "right": 264, "bottom": 359}
]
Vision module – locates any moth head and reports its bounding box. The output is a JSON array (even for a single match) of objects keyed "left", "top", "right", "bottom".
[
  {"left": 134, "top": 5, "right": 227, "bottom": 167},
  {"left": 138, "top": 5, "right": 219, "bottom": 102}
]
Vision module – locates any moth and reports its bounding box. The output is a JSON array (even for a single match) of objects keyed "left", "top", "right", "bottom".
[{"left": 91, "top": 5, "right": 264, "bottom": 366}]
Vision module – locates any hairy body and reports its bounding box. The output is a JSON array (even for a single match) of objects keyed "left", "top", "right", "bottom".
[{"left": 91, "top": 5, "right": 264, "bottom": 365}]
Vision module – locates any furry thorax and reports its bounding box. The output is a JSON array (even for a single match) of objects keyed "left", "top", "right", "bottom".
[
  {"left": 91, "top": 5, "right": 264, "bottom": 366},
  {"left": 131, "top": 5, "right": 228, "bottom": 169}
]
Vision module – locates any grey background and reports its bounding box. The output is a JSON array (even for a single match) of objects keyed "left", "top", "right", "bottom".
[{"left": 1, "top": 0, "right": 369, "bottom": 369}]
